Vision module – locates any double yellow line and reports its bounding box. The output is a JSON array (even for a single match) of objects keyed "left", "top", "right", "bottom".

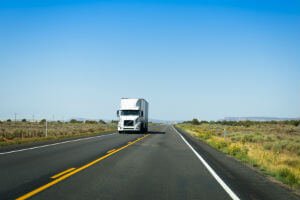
[{"left": 17, "top": 134, "right": 149, "bottom": 200}]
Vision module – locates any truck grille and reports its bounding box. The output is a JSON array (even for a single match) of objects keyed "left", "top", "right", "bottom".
[{"left": 124, "top": 120, "right": 134, "bottom": 126}]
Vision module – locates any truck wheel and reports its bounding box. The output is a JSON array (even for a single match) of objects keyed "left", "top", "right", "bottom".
[{"left": 140, "top": 123, "right": 144, "bottom": 133}]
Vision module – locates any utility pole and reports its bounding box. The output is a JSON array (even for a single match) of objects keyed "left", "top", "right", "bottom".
[
  {"left": 14, "top": 113, "right": 17, "bottom": 128},
  {"left": 45, "top": 120, "right": 48, "bottom": 137}
]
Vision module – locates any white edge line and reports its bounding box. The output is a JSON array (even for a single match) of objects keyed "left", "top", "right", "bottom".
[
  {"left": 172, "top": 126, "right": 240, "bottom": 200},
  {"left": 0, "top": 133, "right": 116, "bottom": 155}
]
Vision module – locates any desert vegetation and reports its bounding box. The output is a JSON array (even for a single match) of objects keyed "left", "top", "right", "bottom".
[
  {"left": 177, "top": 119, "right": 300, "bottom": 189},
  {"left": 0, "top": 119, "right": 116, "bottom": 146}
]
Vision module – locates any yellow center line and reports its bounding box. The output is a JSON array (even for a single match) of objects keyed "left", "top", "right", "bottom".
[
  {"left": 107, "top": 149, "right": 116, "bottom": 154},
  {"left": 16, "top": 134, "right": 149, "bottom": 200},
  {"left": 51, "top": 168, "right": 76, "bottom": 179}
]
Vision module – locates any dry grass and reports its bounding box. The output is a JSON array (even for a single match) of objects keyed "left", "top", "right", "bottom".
[
  {"left": 176, "top": 123, "right": 300, "bottom": 190},
  {"left": 0, "top": 121, "right": 116, "bottom": 146}
]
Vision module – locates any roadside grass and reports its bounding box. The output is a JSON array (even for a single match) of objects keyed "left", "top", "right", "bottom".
[
  {"left": 176, "top": 123, "right": 300, "bottom": 190},
  {"left": 0, "top": 121, "right": 116, "bottom": 147}
]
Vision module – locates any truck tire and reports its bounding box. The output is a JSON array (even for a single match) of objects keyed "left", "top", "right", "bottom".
[
  {"left": 143, "top": 123, "right": 148, "bottom": 133},
  {"left": 140, "top": 123, "right": 145, "bottom": 133}
]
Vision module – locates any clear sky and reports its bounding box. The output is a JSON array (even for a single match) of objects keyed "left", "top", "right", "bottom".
[{"left": 0, "top": 0, "right": 299, "bottom": 121}]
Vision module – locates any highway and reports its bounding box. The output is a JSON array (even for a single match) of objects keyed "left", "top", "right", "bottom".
[{"left": 0, "top": 125, "right": 299, "bottom": 200}]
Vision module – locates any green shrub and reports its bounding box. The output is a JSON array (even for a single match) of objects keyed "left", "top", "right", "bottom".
[
  {"left": 208, "top": 139, "right": 228, "bottom": 150},
  {"left": 291, "top": 120, "right": 300, "bottom": 127},
  {"left": 271, "top": 140, "right": 292, "bottom": 153},
  {"left": 276, "top": 168, "right": 298, "bottom": 187},
  {"left": 191, "top": 118, "right": 200, "bottom": 125},
  {"left": 285, "top": 142, "right": 300, "bottom": 155},
  {"left": 70, "top": 119, "right": 82, "bottom": 123},
  {"left": 227, "top": 144, "right": 248, "bottom": 160},
  {"left": 263, "top": 143, "right": 272, "bottom": 150},
  {"left": 283, "top": 160, "right": 300, "bottom": 168},
  {"left": 197, "top": 132, "right": 212, "bottom": 140},
  {"left": 98, "top": 120, "right": 106, "bottom": 124},
  {"left": 85, "top": 120, "right": 97, "bottom": 124}
]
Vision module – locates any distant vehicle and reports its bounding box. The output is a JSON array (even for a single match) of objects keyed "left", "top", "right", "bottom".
[{"left": 117, "top": 98, "right": 149, "bottom": 133}]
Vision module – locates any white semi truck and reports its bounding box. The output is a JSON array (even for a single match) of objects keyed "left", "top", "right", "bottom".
[{"left": 117, "top": 98, "right": 149, "bottom": 133}]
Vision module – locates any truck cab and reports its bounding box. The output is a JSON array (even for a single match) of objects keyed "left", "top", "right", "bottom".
[{"left": 117, "top": 98, "right": 148, "bottom": 133}]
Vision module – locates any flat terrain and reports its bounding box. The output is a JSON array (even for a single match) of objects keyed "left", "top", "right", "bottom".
[
  {"left": 0, "top": 125, "right": 299, "bottom": 200},
  {"left": 0, "top": 121, "right": 116, "bottom": 146},
  {"left": 177, "top": 122, "right": 300, "bottom": 190}
]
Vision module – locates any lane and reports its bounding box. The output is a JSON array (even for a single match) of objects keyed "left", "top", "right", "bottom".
[
  {"left": 172, "top": 126, "right": 239, "bottom": 200},
  {"left": 0, "top": 133, "right": 115, "bottom": 155},
  {"left": 0, "top": 130, "right": 147, "bottom": 199},
  {"left": 30, "top": 125, "right": 232, "bottom": 200}
]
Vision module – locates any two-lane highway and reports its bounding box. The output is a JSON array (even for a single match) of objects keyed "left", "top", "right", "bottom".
[{"left": 0, "top": 125, "right": 299, "bottom": 200}]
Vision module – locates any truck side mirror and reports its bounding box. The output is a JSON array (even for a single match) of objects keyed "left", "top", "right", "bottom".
[
  {"left": 117, "top": 110, "right": 120, "bottom": 117},
  {"left": 141, "top": 111, "right": 143, "bottom": 117}
]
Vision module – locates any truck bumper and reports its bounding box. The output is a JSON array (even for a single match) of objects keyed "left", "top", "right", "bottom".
[
  {"left": 118, "top": 125, "right": 141, "bottom": 132},
  {"left": 118, "top": 127, "right": 141, "bottom": 132}
]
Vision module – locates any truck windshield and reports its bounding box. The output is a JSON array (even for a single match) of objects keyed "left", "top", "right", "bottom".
[{"left": 120, "top": 110, "right": 140, "bottom": 116}]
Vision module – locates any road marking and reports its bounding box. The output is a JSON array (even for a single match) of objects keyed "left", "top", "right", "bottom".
[
  {"left": 16, "top": 134, "right": 149, "bottom": 200},
  {"left": 51, "top": 168, "right": 76, "bottom": 179},
  {"left": 0, "top": 133, "right": 116, "bottom": 155},
  {"left": 172, "top": 126, "right": 240, "bottom": 200},
  {"left": 107, "top": 149, "right": 116, "bottom": 154}
]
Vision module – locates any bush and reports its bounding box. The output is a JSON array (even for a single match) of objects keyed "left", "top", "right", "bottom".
[
  {"left": 191, "top": 118, "right": 200, "bottom": 125},
  {"left": 207, "top": 137, "right": 228, "bottom": 150},
  {"left": 291, "top": 120, "right": 300, "bottom": 127},
  {"left": 276, "top": 168, "right": 298, "bottom": 187},
  {"left": 263, "top": 143, "right": 272, "bottom": 150},
  {"left": 197, "top": 132, "right": 212, "bottom": 140},
  {"left": 40, "top": 119, "right": 46, "bottom": 124},
  {"left": 7, "top": 119, "right": 12, "bottom": 122},
  {"left": 70, "top": 119, "right": 82, "bottom": 123},
  {"left": 21, "top": 119, "right": 27, "bottom": 122},
  {"left": 98, "top": 120, "right": 106, "bottom": 124},
  {"left": 200, "top": 120, "right": 209, "bottom": 124},
  {"left": 85, "top": 120, "right": 97, "bottom": 124},
  {"left": 227, "top": 144, "right": 248, "bottom": 160}
]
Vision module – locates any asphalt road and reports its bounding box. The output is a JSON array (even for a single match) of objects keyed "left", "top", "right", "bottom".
[{"left": 0, "top": 125, "right": 299, "bottom": 200}]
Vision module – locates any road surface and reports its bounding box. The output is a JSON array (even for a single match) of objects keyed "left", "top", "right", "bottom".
[{"left": 0, "top": 125, "right": 298, "bottom": 200}]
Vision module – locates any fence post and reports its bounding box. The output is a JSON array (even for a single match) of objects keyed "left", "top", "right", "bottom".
[{"left": 223, "top": 128, "right": 227, "bottom": 138}]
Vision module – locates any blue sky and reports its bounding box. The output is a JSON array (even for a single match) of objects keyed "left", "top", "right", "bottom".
[{"left": 0, "top": 0, "right": 299, "bottom": 121}]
